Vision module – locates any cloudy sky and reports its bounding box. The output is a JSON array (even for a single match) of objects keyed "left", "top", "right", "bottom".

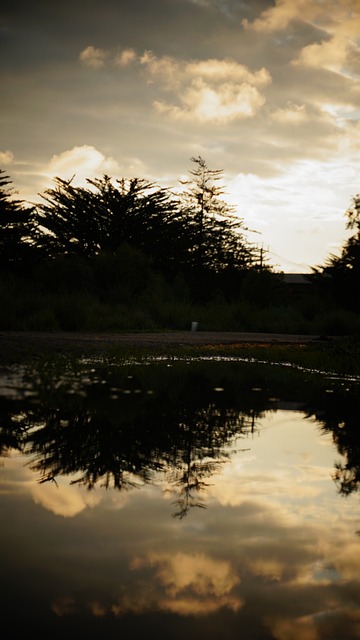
[{"left": 2, "top": 0, "right": 360, "bottom": 271}]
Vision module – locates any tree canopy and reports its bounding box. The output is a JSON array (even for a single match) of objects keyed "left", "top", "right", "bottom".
[
  {"left": 318, "top": 192, "right": 360, "bottom": 310},
  {"left": 0, "top": 170, "right": 36, "bottom": 269}
]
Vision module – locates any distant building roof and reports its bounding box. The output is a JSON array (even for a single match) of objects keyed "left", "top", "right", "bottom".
[{"left": 280, "top": 273, "right": 313, "bottom": 285}]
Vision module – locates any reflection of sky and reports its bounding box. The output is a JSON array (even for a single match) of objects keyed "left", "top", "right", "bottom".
[{"left": 1, "top": 410, "right": 360, "bottom": 638}]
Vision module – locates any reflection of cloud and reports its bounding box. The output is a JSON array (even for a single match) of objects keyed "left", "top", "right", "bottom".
[
  {"left": 131, "top": 551, "right": 242, "bottom": 615},
  {"left": 265, "top": 613, "right": 320, "bottom": 640},
  {"left": 31, "top": 481, "right": 102, "bottom": 517},
  {"left": 247, "top": 557, "right": 285, "bottom": 582},
  {"left": 266, "top": 607, "right": 360, "bottom": 640},
  {"left": 161, "top": 594, "right": 242, "bottom": 616},
  {"left": 52, "top": 596, "right": 77, "bottom": 616}
]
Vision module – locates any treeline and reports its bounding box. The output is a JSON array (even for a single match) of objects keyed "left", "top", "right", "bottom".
[{"left": 1, "top": 158, "right": 360, "bottom": 334}]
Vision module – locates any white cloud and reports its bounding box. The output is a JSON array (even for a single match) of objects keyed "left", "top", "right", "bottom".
[
  {"left": 44, "top": 145, "right": 120, "bottom": 185},
  {"left": 154, "top": 79, "right": 266, "bottom": 122}
]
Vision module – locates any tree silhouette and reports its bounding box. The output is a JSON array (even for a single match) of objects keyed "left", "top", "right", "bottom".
[
  {"left": 29, "top": 161, "right": 263, "bottom": 301},
  {"left": 179, "top": 156, "right": 253, "bottom": 272},
  {"left": 0, "top": 170, "right": 36, "bottom": 269},
  {"left": 33, "top": 174, "right": 191, "bottom": 272},
  {"left": 318, "top": 192, "right": 360, "bottom": 310}
]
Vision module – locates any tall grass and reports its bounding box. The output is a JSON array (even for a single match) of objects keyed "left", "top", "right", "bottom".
[{"left": 1, "top": 262, "right": 360, "bottom": 335}]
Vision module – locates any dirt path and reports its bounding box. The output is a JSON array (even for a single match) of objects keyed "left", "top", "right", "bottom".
[{"left": 0, "top": 330, "right": 327, "bottom": 362}]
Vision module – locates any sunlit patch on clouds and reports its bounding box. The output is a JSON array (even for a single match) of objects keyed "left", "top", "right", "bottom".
[{"left": 80, "top": 46, "right": 272, "bottom": 123}]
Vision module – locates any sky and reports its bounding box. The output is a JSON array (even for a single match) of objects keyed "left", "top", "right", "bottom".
[{"left": 2, "top": 0, "right": 360, "bottom": 272}]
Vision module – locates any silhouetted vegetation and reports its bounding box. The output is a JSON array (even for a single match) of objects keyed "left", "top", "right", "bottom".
[
  {"left": 315, "top": 191, "right": 360, "bottom": 314},
  {"left": 1, "top": 159, "right": 360, "bottom": 334}
]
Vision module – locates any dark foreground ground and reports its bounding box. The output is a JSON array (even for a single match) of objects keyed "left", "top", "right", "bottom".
[{"left": 0, "top": 330, "right": 329, "bottom": 363}]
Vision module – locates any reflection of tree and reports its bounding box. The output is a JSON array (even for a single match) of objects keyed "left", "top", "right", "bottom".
[
  {"left": 306, "top": 387, "right": 360, "bottom": 497},
  {"left": 0, "top": 361, "right": 269, "bottom": 516},
  {"left": 165, "top": 406, "right": 254, "bottom": 518},
  {"left": 330, "top": 424, "right": 360, "bottom": 497},
  {"left": 2, "top": 360, "right": 360, "bottom": 516}
]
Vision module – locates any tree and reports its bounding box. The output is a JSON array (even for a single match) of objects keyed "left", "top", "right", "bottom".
[
  {"left": 31, "top": 162, "right": 266, "bottom": 300},
  {"left": 0, "top": 170, "right": 36, "bottom": 268},
  {"left": 33, "top": 176, "right": 103, "bottom": 259},
  {"left": 33, "top": 175, "right": 191, "bottom": 274},
  {"left": 179, "top": 156, "right": 255, "bottom": 273},
  {"left": 318, "top": 193, "right": 360, "bottom": 310}
]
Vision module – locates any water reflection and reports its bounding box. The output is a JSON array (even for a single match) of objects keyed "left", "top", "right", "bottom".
[{"left": 1, "top": 358, "right": 360, "bottom": 638}]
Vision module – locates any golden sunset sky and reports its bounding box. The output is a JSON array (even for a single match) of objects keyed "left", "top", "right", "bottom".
[{"left": 2, "top": 0, "right": 360, "bottom": 271}]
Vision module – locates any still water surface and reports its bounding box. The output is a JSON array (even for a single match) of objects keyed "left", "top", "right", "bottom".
[{"left": 1, "top": 357, "right": 359, "bottom": 639}]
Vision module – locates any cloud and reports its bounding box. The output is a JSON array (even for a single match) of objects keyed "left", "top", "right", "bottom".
[
  {"left": 294, "top": 33, "right": 360, "bottom": 77},
  {"left": 242, "top": 0, "right": 320, "bottom": 33},
  {"left": 44, "top": 145, "right": 120, "bottom": 185},
  {"left": 140, "top": 51, "right": 271, "bottom": 122},
  {"left": 244, "top": 1, "right": 360, "bottom": 79},
  {"left": 114, "top": 47, "right": 137, "bottom": 66},
  {"left": 79, "top": 45, "right": 108, "bottom": 69},
  {"left": 84, "top": 46, "right": 271, "bottom": 123},
  {"left": 0, "top": 150, "right": 14, "bottom": 165},
  {"left": 271, "top": 103, "right": 309, "bottom": 124},
  {"left": 154, "top": 79, "right": 266, "bottom": 122}
]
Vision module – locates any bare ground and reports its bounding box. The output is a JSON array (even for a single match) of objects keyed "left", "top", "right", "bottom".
[{"left": 0, "top": 330, "right": 328, "bottom": 363}]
